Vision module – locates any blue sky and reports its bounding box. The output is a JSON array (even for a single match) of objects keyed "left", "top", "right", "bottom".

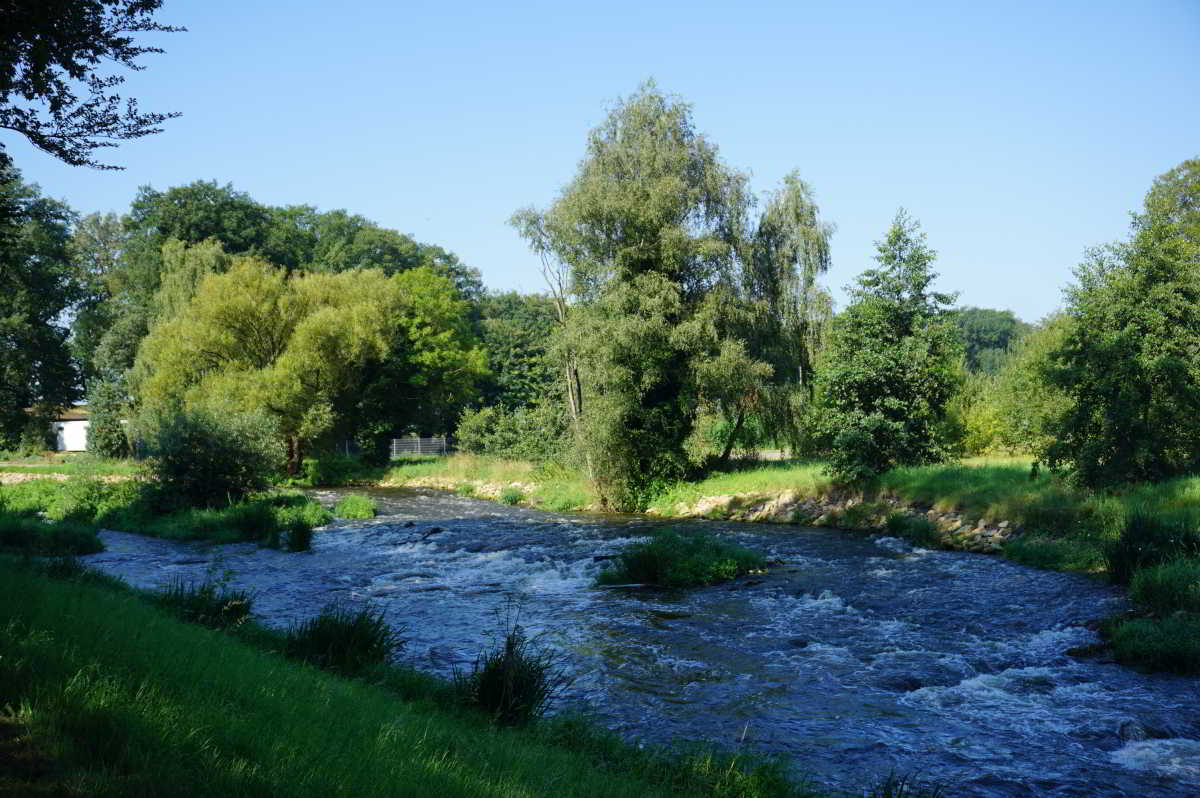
[{"left": 8, "top": 0, "right": 1199, "bottom": 322}]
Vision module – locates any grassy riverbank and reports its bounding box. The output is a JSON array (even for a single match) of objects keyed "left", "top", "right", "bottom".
[{"left": 0, "top": 559, "right": 936, "bottom": 798}]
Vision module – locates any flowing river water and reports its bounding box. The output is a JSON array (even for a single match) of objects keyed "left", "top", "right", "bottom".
[{"left": 82, "top": 488, "right": 1200, "bottom": 797}]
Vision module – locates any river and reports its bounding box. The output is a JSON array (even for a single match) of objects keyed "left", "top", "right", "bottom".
[{"left": 82, "top": 487, "right": 1200, "bottom": 797}]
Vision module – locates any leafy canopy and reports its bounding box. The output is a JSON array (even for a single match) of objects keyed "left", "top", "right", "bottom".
[
  {"left": 817, "top": 210, "right": 961, "bottom": 483},
  {"left": 0, "top": 0, "right": 182, "bottom": 169},
  {"left": 1040, "top": 158, "right": 1200, "bottom": 486}
]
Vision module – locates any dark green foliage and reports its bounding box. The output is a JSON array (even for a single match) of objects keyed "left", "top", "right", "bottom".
[
  {"left": 0, "top": 0, "right": 181, "bottom": 169},
  {"left": 596, "top": 529, "right": 767, "bottom": 588},
  {"left": 1104, "top": 509, "right": 1200, "bottom": 585},
  {"left": 455, "top": 623, "right": 568, "bottom": 727},
  {"left": 285, "top": 521, "right": 313, "bottom": 552},
  {"left": 299, "top": 453, "right": 365, "bottom": 486},
  {"left": 1109, "top": 614, "right": 1200, "bottom": 674},
  {"left": 154, "top": 579, "right": 253, "bottom": 630},
  {"left": 1130, "top": 558, "right": 1200, "bottom": 615},
  {"left": 284, "top": 604, "right": 401, "bottom": 676},
  {"left": 333, "top": 493, "right": 377, "bottom": 519},
  {"left": 1002, "top": 536, "right": 1106, "bottom": 572},
  {"left": 499, "top": 487, "right": 524, "bottom": 505},
  {"left": 953, "top": 307, "right": 1031, "bottom": 374},
  {"left": 0, "top": 515, "right": 102, "bottom": 555},
  {"left": 477, "top": 291, "right": 559, "bottom": 409},
  {"left": 0, "top": 168, "right": 81, "bottom": 449},
  {"left": 1040, "top": 159, "right": 1200, "bottom": 487},
  {"left": 817, "top": 211, "right": 961, "bottom": 483},
  {"left": 85, "top": 377, "right": 130, "bottom": 457},
  {"left": 884, "top": 512, "right": 941, "bottom": 548},
  {"left": 144, "top": 407, "right": 285, "bottom": 508}
]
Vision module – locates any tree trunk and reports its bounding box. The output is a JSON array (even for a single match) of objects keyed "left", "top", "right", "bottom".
[{"left": 718, "top": 407, "right": 747, "bottom": 466}]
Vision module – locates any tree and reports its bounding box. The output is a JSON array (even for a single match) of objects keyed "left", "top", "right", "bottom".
[
  {"left": 132, "top": 259, "right": 485, "bottom": 471},
  {"left": 512, "top": 83, "right": 832, "bottom": 509},
  {"left": 477, "top": 291, "right": 558, "bottom": 409},
  {"left": 953, "top": 306, "right": 1032, "bottom": 374},
  {"left": 1039, "top": 159, "right": 1200, "bottom": 487},
  {"left": 85, "top": 374, "right": 128, "bottom": 457},
  {"left": 817, "top": 210, "right": 961, "bottom": 483},
  {"left": 68, "top": 211, "right": 127, "bottom": 381},
  {"left": 0, "top": 0, "right": 182, "bottom": 169},
  {"left": 0, "top": 166, "right": 80, "bottom": 447}
]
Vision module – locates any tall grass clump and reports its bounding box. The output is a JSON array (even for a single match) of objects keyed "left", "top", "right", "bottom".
[
  {"left": 455, "top": 614, "right": 569, "bottom": 727},
  {"left": 596, "top": 529, "right": 767, "bottom": 588},
  {"left": 1103, "top": 508, "right": 1200, "bottom": 584},
  {"left": 1108, "top": 614, "right": 1200, "bottom": 674},
  {"left": 500, "top": 486, "right": 524, "bottom": 505},
  {"left": 1130, "top": 558, "right": 1200, "bottom": 615},
  {"left": 153, "top": 579, "right": 253, "bottom": 630},
  {"left": 0, "top": 515, "right": 102, "bottom": 555},
  {"left": 334, "top": 493, "right": 377, "bottom": 519},
  {"left": 884, "top": 512, "right": 941, "bottom": 548},
  {"left": 284, "top": 604, "right": 401, "bottom": 676}
]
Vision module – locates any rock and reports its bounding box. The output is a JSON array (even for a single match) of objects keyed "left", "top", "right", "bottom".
[
  {"left": 403, "top": 521, "right": 415, "bottom": 528},
  {"left": 1119, "top": 720, "right": 1148, "bottom": 742},
  {"left": 788, "top": 638, "right": 810, "bottom": 648}
]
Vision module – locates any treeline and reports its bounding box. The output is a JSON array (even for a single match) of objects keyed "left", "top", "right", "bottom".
[
  {"left": 3, "top": 84, "right": 1197, "bottom": 513},
  {"left": 0, "top": 169, "right": 557, "bottom": 472}
]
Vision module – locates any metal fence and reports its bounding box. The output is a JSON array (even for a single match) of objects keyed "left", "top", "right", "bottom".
[{"left": 390, "top": 436, "right": 451, "bottom": 457}]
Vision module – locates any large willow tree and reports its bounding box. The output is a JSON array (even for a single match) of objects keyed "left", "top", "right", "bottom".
[{"left": 513, "top": 83, "right": 832, "bottom": 510}]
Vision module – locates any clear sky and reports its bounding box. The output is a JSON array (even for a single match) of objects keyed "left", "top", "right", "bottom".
[{"left": 7, "top": 0, "right": 1199, "bottom": 322}]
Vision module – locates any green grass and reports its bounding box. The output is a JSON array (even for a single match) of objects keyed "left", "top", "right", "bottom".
[
  {"left": 0, "top": 477, "right": 331, "bottom": 550},
  {"left": 334, "top": 493, "right": 378, "bottom": 519},
  {"left": 499, "top": 486, "right": 524, "bottom": 505},
  {"left": 0, "top": 457, "right": 140, "bottom": 477},
  {"left": 646, "top": 460, "right": 832, "bottom": 515},
  {"left": 383, "top": 454, "right": 596, "bottom": 512},
  {"left": 1107, "top": 613, "right": 1200, "bottom": 674},
  {"left": 1129, "top": 558, "right": 1200, "bottom": 615},
  {"left": 0, "top": 559, "right": 853, "bottom": 798},
  {"left": 596, "top": 529, "right": 768, "bottom": 588}
]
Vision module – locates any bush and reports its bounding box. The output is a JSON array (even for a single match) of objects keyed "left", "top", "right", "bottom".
[
  {"left": 285, "top": 521, "right": 312, "bottom": 552},
  {"left": 1130, "top": 558, "right": 1200, "bottom": 615},
  {"left": 154, "top": 579, "right": 253, "bottom": 630},
  {"left": 499, "top": 486, "right": 523, "bottom": 505},
  {"left": 1109, "top": 613, "right": 1200, "bottom": 674},
  {"left": 299, "top": 453, "right": 364, "bottom": 487},
  {"left": 333, "top": 494, "right": 376, "bottom": 519},
  {"left": 270, "top": 492, "right": 333, "bottom": 529},
  {"left": 884, "top": 512, "right": 941, "bottom": 548},
  {"left": 142, "top": 408, "right": 285, "bottom": 509},
  {"left": 44, "top": 476, "right": 111, "bottom": 522},
  {"left": 0, "top": 516, "right": 102, "bottom": 555},
  {"left": 454, "top": 621, "right": 568, "bottom": 727},
  {"left": 455, "top": 402, "right": 567, "bottom": 462},
  {"left": 284, "top": 604, "right": 400, "bottom": 676},
  {"left": 1104, "top": 509, "right": 1200, "bottom": 584},
  {"left": 596, "top": 529, "right": 767, "bottom": 588}
]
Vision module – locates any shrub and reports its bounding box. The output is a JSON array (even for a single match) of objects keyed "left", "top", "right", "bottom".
[
  {"left": 1104, "top": 509, "right": 1200, "bottom": 584},
  {"left": 142, "top": 408, "right": 285, "bottom": 509},
  {"left": 455, "top": 402, "right": 567, "bottom": 462},
  {"left": 153, "top": 580, "right": 253, "bottom": 630},
  {"left": 884, "top": 512, "right": 941, "bottom": 548},
  {"left": 284, "top": 604, "right": 400, "bottom": 676},
  {"left": 0, "top": 516, "right": 102, "bottom": 555},
  {"left": 333, "top": 494, "right": 376, "bottom": 519},
  {"left": 454, "top": 621, "right": 568, "bottom": 726},
  {"left": 1130, "top": 558, "right": 1200, "bottom": 615},
  {"left": 499, "top": 486, "right": 523, "bottom": 506},
  {"left": 298, "top": 453, "right": 365, "bottom": 487},
  {"left": 44, "top": 476, "right": 110, "bottom": 522},
  {"left": 270, "top": 493, "right": 333, "bottom": 529},
  {"left": 1109, "top": 614, "right": 1200, "bottom": 674},
  {"left": 596, "top": 529, "right": 767, "bottom": 588},
  {"left": 285, "top": 521, "right": 313, "bottom": 552}
]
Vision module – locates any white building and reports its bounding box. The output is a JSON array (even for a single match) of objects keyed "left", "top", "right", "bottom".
[{"left": 50, "top": 407, "right": 90, "bottom": 452}]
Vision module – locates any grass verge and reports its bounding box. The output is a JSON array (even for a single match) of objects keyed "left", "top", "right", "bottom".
[{"left": 596, "top": 529, "right": 768, "bottom": 588}]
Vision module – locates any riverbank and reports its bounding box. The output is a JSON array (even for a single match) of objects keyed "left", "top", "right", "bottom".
[{"left": 0, "top": 557, "right": 922, "bottom": 798}]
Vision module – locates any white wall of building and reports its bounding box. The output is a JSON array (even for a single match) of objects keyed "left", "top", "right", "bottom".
[{"left": 53, "top": 420, "right": 90, "bottom": 451}]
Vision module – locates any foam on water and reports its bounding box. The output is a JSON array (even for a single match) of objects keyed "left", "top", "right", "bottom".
[{"left": 1111, "top": 739, "right": 1200, "bottom": 781}]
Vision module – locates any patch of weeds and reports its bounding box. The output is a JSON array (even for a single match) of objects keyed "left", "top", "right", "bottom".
[
  {"left": 867, "top": 773, "right": 947, "bottom": 798},
  {"left": 333, "top": 494, "right": 377, "bottom": 520},
  {"left": 837, "top": 501, "right": 885, "bottom": 529},
  {"left": 153, "top": 579, "right": 252, "bottom": 630},
  {"left": 1130, "top": 558, "right": 1200, "bottom": 615},
  {"left": 596, "top": 528, "right": 767, "bottom": 588},
  {"left": 285, "top": 521, "right": 312, "bottom": 552},
  {"left": 1108, "top": 613, "right": 1200, "bottom": 674},
  {"left": 1004, "top": 536, "right": 1106, "bottom": 572},
  {"left": 1104, "top": 508, "right": 1200, "bottom": 584},
  {"left": 456, "top": 483, "right": 476, "bottom": 497},
  {"left": 0, "top": 516, "right": 102, "bottom": 556},
  {"left": 454, "top": 606, "right": 569, "bottom": 726},
  {"left": 499, "top": 486, "right": 523, "bottom": 506},
  {"left": 884, "top": 512, "right": 941, "bottom": 548},
  {"left": 284, "top": 603, "right": 401, "bottom": 676}
]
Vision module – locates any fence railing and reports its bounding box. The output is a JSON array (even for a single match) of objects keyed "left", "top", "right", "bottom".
[{"left": 390, "top": 437, "right": 451, "bottom": 457}]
